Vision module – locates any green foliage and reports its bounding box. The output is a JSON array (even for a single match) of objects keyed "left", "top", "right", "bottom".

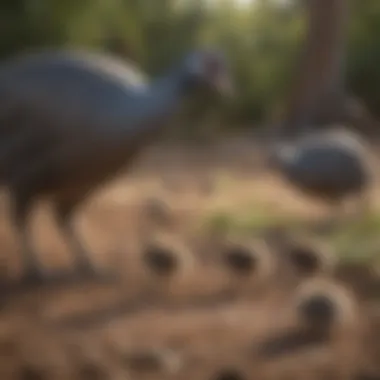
[
  {"left": 0, "top": 0, "right": 379, "bottom": 129},
  {"left": 348, "top": 0, "right": 380, "bottom": 115}
]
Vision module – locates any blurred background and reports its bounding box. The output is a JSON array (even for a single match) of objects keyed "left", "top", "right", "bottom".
[{"left": 1, "top": 0, "right": 379, "bottom": 133}]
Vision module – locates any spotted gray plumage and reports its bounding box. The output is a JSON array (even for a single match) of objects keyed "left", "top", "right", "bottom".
[
  {"left": 0, "top": 48, "right": 232, "bottom": 285},
  {"left": 269, "top": 127, "right": 373, "bottom": 207}
]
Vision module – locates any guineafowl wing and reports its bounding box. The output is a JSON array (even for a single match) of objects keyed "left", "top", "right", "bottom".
[
  {"left": 0, "top": 50, "right": 149, "bottom": 194},
  {"left": 295, "top": 144, "right": 369, "bottom": 197}
]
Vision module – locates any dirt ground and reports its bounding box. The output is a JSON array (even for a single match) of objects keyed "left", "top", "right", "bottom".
[{"left": 0, "top": 138, "right": 378, "bottom": 380}]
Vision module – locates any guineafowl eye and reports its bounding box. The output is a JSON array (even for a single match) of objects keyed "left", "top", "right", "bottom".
[
  {"left": 143, "top": 244, "right": 179, "bottom": 276},
  {"left": 211, "top": 368, "right": 246, "bottom": 380},
  {"left": 224, "top": 246, "right": 257, "bottom": 275}
]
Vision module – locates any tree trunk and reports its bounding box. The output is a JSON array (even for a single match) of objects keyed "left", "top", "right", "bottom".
[{"left": 281, "top": 0, "right": 375, "bottom": 136}]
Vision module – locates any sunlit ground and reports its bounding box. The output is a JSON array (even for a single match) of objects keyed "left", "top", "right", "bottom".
[{"left": 93, "top": 138, "right": 380, "bottom": 267}]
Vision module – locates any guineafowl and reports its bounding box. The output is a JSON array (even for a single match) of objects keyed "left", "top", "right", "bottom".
[
  {"left": 280, "top": 235, "right": 336, "bottom": 277},
  {"left": 294, "top": 278, "right": 357, "bottom": 334},
  {"left": 0, "top": 47, "right": 233, "bottom": 285},
  {"left": 268, "top": 127, "right": 373, "bottom": 215},
  {"left": 221, "top": 239, "right": 273, "bottom": 279},
  {"left": 223, "top": 243, "right": 258, "bottom": 275},
  {"left": 257, "top": 279, "right": 357, "bottom": 358},
  {"left": 218, "top": 239, "right": 275, "bottom": 297},
  {"left": 142, "top": 243, "right": 179, "bottom": 277},
  {"left": 140, "top": 235, "right": 196, "bottom": 299}
]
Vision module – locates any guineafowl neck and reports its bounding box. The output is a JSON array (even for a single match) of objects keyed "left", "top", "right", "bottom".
[
  {"left": 131, "top": 67, "right": 194, "bottom": 131},
  {"left": 149, "top": 65, "right": 195, "bottom": 108},
  {"left": 107, "top": 66, "right": 193, "bottom": 154},
  {"left": 271, "top": 144, "right": 298, "bottom": 176}
]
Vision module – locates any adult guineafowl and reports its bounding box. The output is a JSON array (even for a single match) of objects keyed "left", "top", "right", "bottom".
[
  {"left": 0, "top": 48, "right": 233, "bottom": 285},
  {"left": 268, "top": 127, "right": 373, "bottom": 216}
]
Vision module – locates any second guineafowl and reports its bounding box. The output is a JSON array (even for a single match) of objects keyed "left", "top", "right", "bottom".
[
  {"left": 268, "top": 127, "right": 373, "bottom": 214},
  {"left": 0, "top": 48, "right": 233, "bottom": 285}
]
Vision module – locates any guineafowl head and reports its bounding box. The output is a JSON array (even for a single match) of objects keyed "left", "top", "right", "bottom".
[
  {"left": 267, "top": 142, "right": 299, "bottom": 173},
  {"left": 181, "top": 48, "right": 234, "bottom": 97},
  {"left": 265, "top": 122, "right": 298, "bottom": 172}
]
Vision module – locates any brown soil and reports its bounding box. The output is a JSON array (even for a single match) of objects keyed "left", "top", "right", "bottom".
[{"left": 0, "top": 139, "right": 378, "bottom": 380}]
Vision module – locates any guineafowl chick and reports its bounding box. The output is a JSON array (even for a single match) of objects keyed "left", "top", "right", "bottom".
[
  {"left": 140, "top": 235, "right": 196, "bottom": 298},
  {"left": 282, "top": 235, "right": 336, "bottom": 277},
  {"left": 223, "top": 244, "right": 257, "bottom": 276},
  {"left": 142, "top": 242, "right": 179, "bottom": 277},
  {"left": 257, "top": 279, "right": 358, "bottom": 358},
  {"left": 294, "top": 278, "right": 358, "bottom": 335},
  {"left": 292, "top": 279, "right": 362, "bottom": 375},
  {"left": 220, "top": 239, "right": 275, "bottom": 294}
]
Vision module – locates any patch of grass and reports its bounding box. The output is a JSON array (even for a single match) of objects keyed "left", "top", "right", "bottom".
[
  {"left": 199, "top": 205, "right": 380, "bottom": 264},
  {"left": 200, "top": 208, "right": 300, "bottom": 235},
  {"left": 328, "top": 213, "right": 380, "bottom": 263}
]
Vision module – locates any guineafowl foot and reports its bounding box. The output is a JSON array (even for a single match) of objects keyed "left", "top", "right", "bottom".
[
  {"left": 20, "top": 265, "right": 84, "bottom": 286},
  {"left": 20, "top": 265, "right": 117, "bottom": 290},
  {"left": 0, "top": 267, "right": 113, "bottom": 298},
  {"left": 9, "top": 266, "right": 65, "bottom": 292},
  {"left": 19, "top": 268, "right": 49, "bottom": 287},
  {"left": 0, "top": 269, "right": 47, "bottom": 300}
]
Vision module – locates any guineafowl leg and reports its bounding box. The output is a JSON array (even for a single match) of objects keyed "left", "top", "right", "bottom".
[
  {"left": 54, "top": 201, "right": 100, "bottom": 277},
  {"left": 11, "top": 195, "right": 47, "bottom": 285}
]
